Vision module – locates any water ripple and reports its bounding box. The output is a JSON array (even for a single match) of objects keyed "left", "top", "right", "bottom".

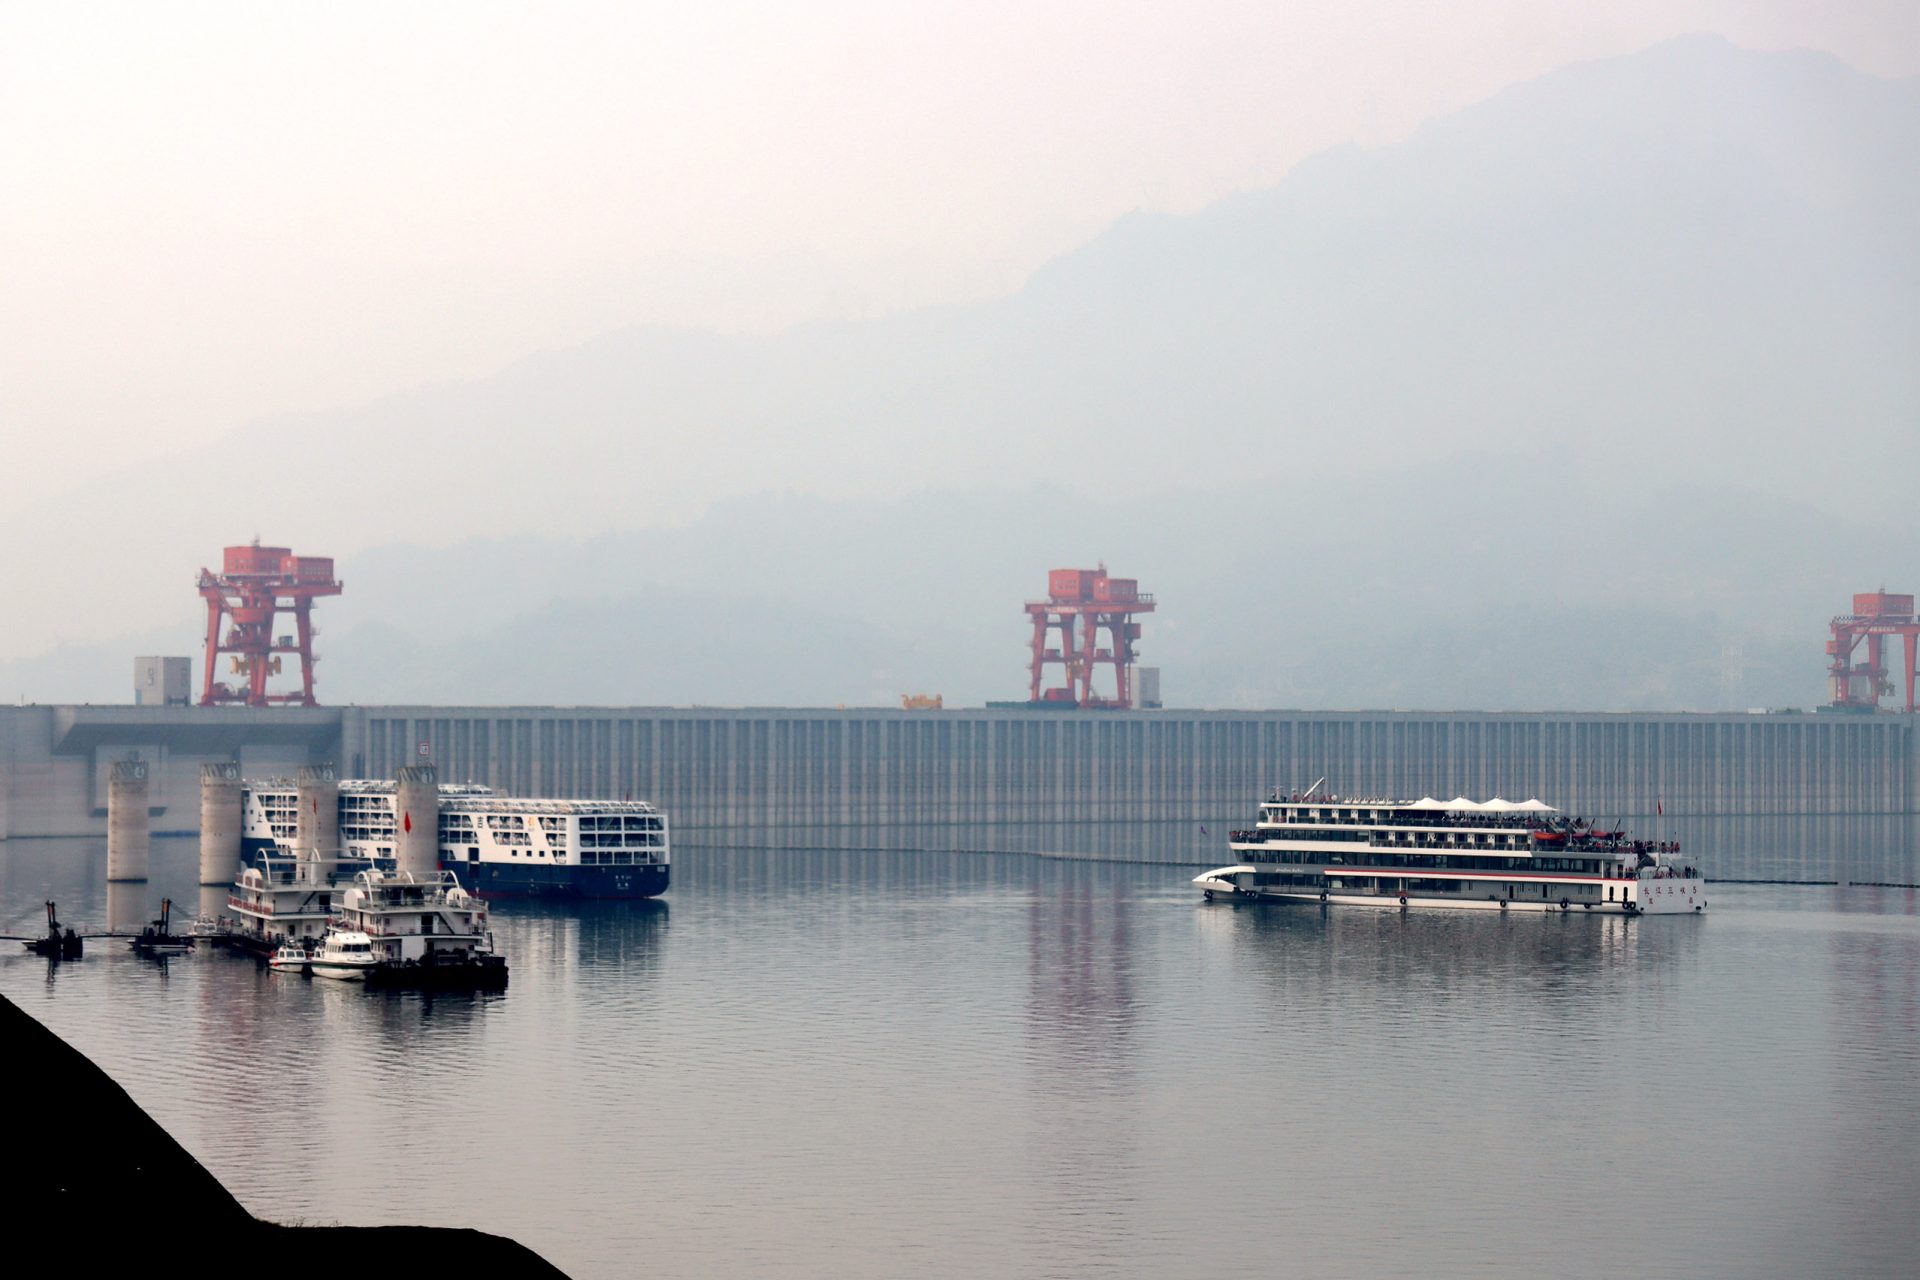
[{"left": 2, "top": 838, "right": 1917, "bottom": 1278}]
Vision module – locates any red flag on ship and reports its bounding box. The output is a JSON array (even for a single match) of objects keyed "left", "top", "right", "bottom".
[{"left": 403, "top": 811, "right": 412, "bottom": 834}]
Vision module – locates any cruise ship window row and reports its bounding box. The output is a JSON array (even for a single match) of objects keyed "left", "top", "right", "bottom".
[
  {"left": 580, "top": 816, "right": 666, "bottom": 832},
  {"left": 1249, "top": 825, "right": 1529, "bottom": 849},
  {"left": 1251, "top": 873, "right": 1492, "bottom": 894},
  {"left": 1252, "top": 849, "right": 1610, "bottom": 875},
  {"left": 1263, "top": 811, "right": 1554, "bottom": 832}
]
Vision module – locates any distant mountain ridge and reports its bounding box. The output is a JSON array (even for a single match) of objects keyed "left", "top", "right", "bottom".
[{"left": 4, "top": 35, "right": 1914, "bottom": 707}]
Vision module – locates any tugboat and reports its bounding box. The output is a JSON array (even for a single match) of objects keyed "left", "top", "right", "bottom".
[
  {"left": 23, "top": 901, "right": 83, "bottom": 959},
  {"left": 130, "top": 898, "right": 194, "bottom": 956}
]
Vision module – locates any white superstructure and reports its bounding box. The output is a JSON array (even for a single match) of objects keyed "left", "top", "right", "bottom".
[
  {"left": 228, "top": 846, "right": 346, "bottom": 947},
  {"left": 1195, "top": 791, "right": 1705, "bottom": 914},
  {"left": 325, "top": 868, "right": 497, "bottom": 970}
]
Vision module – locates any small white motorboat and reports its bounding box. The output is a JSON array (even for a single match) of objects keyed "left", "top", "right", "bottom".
[{"left": 309, "top": 929, "right": 379, "bottom": 981}]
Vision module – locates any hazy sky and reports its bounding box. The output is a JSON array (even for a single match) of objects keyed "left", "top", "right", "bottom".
[{"left": 3, "top": 2, "right": 1915, "bottom": 505}]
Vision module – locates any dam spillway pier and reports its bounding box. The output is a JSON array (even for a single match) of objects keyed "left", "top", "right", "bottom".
[
  {"left": 106, "top": 758, "right": 149, "bottom": 882},
  {"left": 199, "top": 760, "right": 243, "bottom": 885},
  {"left": 394, "top": 763, "right": 440, "bottom": 878},
  {"left": 297, "top": 762, "right": 339, "bottom": 860}
]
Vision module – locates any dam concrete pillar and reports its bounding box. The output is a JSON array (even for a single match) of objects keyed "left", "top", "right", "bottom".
[
  {"left": 198, "top": 761, "right": 243, "bottom": 886},
  {"left": 107, "top": 759, "right": 150, "bottom": 882},
  {"left": 296, "top": 763, "right": 339, "bottom": 864},
  {"left": 395, "top": 764, "right": 440, "bottom": 879}
]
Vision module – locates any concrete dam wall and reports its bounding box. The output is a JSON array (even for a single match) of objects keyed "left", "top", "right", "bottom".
[{"left": 5, "top": 704, "right": 1910, "bottom": 883}]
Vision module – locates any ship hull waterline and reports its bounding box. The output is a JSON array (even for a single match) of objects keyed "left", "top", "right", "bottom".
[
  {"left": 1206, "top": 888, "right": 1700, "bottom": 914},
  {"left": 447, "top": 860, "right": 669, "bottom": 900}
]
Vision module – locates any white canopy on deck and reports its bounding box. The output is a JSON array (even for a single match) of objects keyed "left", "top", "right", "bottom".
[
  {"left": 1301, "top": 794, "right": 1560, "bottom": 814},
  {"left": 1398, "top": 795, "right": 1558, "bottom": 814}
]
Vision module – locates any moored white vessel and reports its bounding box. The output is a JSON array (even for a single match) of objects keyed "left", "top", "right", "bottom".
[
  {"left": 268, "top": 941, "right": 311, "bottom": 974},
  {"left": 1195, "top": 787, "right": 1705, "bottom": 914},
  {"left": 228, "top": 830, "right": 509, "bottom": 987},
  {"left": 309, "top": 930, "right": 378, "bottom": 981},
  {"left": 227, "top": 846, "right": 347, "bottom": 954},
  {"left": 322, "top": 868, "right": 508, "bottom": 989}
]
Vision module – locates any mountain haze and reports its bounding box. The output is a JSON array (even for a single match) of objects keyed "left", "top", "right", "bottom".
[
  {"left": 11, "top": 463, "right": 1914, "bottom": 711},
  {"left": 4, "top": 36, "right": 1913, "bottom": 711}
]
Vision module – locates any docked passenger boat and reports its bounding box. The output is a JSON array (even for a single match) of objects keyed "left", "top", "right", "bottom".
[
  {"left": 241, "top": 779, "right": 669, "bottom": 900},
  {"left": 1195, "top": 788, "right": 1706, "bottom": 914},
  {"left": 227, "top": 812, "right": 509, "bottom": 988},
  {"left": 227, "top": 846, "right": 350, "bottom": 957},
  {"left": 322, "top": 869, "right": 508, "bottom": 990}
]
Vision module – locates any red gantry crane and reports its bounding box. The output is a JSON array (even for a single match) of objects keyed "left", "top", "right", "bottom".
[
  {"left": 1025, "top": 566, "right": 1156, "bottom": 710},
  {"left": 1827, "top": 590, "right": 1920, "bottom": 713},
  {"left": 198, "top": 543, "right": 343, "bottom": 707}
]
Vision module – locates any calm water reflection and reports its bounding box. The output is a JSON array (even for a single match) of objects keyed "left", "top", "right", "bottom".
[{"left": 2, "top": 838, "right": 1917, "bottom": 1279}]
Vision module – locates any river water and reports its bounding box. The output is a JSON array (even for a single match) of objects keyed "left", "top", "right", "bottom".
[{"left": 2, "top": 837, "right": 1916, "bottom": 1279}]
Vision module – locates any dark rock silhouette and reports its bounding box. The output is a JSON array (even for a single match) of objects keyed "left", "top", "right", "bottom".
[{"left": 4, "top": 992, "right": 569, "bottom": 1278}]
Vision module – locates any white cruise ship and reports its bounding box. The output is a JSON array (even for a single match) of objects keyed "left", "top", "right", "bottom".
[
  {"left": 1194, "top": 788, "right": 1705, "bottom": 914},
  {"left": 241, "top": 780, "right": 669, "bottom": 899}
]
